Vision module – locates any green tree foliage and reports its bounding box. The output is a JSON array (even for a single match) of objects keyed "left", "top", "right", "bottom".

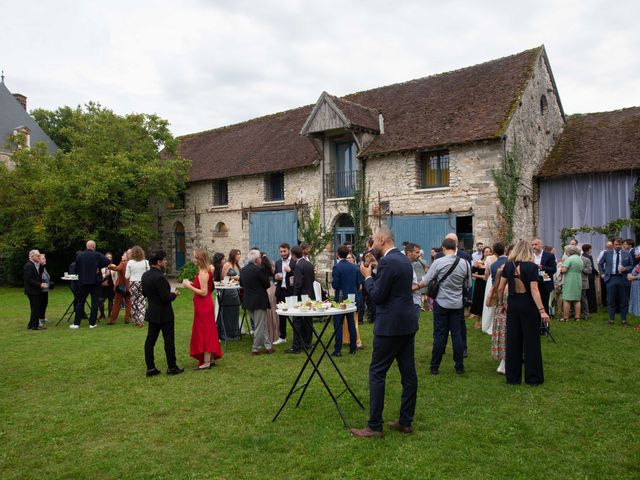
[
  {"left": 297, "top": 204, "right": 333, "bottom": 262},
  {"left": 346, "top": 174, "right": 372, "bottom": 255},
  {"left": 0, "top": 103, "right": 190, "bottom": 282},
  {"left": 630, "top": 175, "right": 640, "bottom": 240}
]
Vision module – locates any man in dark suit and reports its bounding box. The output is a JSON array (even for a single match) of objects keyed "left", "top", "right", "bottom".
[
  {"left": 273, "top": 243, "right": 292, "bottom": 345},
  {"left": 531, "top": 238, "right": 557, "bottom": 316},
  {"left": 351, "top": 228, "right": 419, "bottom": 438},
  {"left": 331, "top": 245, "right": 359, "bottom": 356},
  {"left": 141, "top": 250, "right": 183, "bottom": 376},
  {"left": 71, "top": 240, "right": 112, "bottom": 329},
  {"left": 285, "top": 245, "right": 315, "bottom": 354},
  {"left": 240, "top": 249, "right": 274, "bottom": 355},
  {"left": 24, "top": 249, "right": 45, "bottom": 331},
  {"left": 598, "top": 237, "right": 633, "bottom": 325}
]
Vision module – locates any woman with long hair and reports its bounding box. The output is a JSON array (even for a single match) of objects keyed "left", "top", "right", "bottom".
[
  {"left": 125, "top": 246, "right": 149, "bottom": 327},
  {"left": 487, "top": 265, "right": 507, "bottom": 374},
  {"left": 219, "top": 249, "right": 242, "bottom": 339},
  {"left": 470, "top": 246, "right": 492, "bottom": 326},
  {"left": 497, "top": 240, "right": 549, "bottom": 385},
  {"left": 182, "top": 249, "right": 222, "bottom": 369}
]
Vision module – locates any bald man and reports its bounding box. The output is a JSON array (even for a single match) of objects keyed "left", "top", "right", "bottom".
[{"left": 72, "top": 240, "right": 112, "bottom": 329}]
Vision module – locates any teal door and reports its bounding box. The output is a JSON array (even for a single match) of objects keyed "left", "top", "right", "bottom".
[
  {"left": 389, "top": 214, "right": 455, "bottom": 253},
  {"left": 249, "top": 210, "right": 298, "bottom": 261}
]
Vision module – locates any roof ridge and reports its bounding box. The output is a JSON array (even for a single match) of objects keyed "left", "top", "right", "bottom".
[
  {"left": 330, "top": 94, "right": 379, "bottom": 113},
  {"left": 343, "top": 46, "right": 543, "bottom": 100},
  {"left": 565, "top": 106, "right": 640, "bottom": 118}
]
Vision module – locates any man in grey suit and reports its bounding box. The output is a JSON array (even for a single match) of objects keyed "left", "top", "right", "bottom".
[{"left": 598, "top": 237, "right": 633, "bottom": 325}]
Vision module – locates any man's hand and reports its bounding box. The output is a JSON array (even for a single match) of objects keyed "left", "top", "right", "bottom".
[
  {"left": 360, "top": 262, "right": 372, "bottom": 278},
  {"left": 174, "top": 290, "right": 181, "bottom": 297}
]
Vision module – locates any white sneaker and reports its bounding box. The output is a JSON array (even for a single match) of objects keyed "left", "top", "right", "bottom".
[
  {"left": 273, "top": 338, "right": 287, "bottom": 345},
  {"left": 497, "top": 359, "right": 505, "bottom": 375},
  {"left": 69, "top": 324, "right": 80, "bottom": 330},
  {"left": 89, "top": 325, "right": 98, "bottom": 329}
]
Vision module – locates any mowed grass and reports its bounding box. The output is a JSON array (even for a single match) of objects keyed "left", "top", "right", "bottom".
[{"left": 0, "top": 286, "right": 638, "bottom": 480}]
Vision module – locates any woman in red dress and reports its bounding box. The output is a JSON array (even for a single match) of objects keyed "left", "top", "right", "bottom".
[{"left": 182, "top": 249, "right": 222, "bottom": 370}]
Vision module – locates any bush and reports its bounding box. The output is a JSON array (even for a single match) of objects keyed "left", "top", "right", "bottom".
[{"left": 177, "top": 261, "right": 198, "bottom": 283}]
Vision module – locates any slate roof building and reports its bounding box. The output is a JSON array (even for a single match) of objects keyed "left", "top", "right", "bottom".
[
  {"left": 537, "top": 107, "right": 640, "bottom": 253},
  {"left": 159, "top": 46, "right": 565, "bottom": 272},
  {"left": 0, "top": 78, "right": 57, "bottom": 165}
]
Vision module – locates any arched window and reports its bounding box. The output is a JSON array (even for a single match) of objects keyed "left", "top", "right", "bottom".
[
  {"left": 540, "top": 95, "right": 548, "bottom": 116},
  {"left": 213, "top": 221, "right": 229, "bottom": 237}
]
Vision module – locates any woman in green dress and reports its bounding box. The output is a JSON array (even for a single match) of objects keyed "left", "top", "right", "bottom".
[{"left": 560, "top": 245, "right": 583, "bottom": 321}]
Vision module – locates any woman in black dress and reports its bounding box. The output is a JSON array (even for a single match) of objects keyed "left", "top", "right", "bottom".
[
  {"left": 497, "top": 240, "right": 550, "bottom": 386},
  {"left": 469, "top": 246, "right": 492, "bottom": 326},
  {"left": 220, "top": 249, "right": 242, "bottom": 339}
]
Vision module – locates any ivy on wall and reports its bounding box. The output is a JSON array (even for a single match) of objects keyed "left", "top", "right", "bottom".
[
  {"left": 346, "top": 174, "right": 372, "bottom": 255},
  {"left": 492, "top": 143, "right": 520, "bottom": 245},
  {"left": 630, "top": 175, "right": 640, "bottom": 239}
]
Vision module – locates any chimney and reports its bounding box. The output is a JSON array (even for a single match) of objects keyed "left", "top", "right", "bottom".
[{"left": 13, "top": 93, "right": 27, "bottom": 110}]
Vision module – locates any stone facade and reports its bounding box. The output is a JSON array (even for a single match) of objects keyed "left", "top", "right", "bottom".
[{"left": 504, "top": 54, "right": 565, "bottom": 240}]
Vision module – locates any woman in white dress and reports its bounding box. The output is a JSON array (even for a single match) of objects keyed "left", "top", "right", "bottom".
[{"left": 481, "top": 248, "right": 497, "bottom": 335}]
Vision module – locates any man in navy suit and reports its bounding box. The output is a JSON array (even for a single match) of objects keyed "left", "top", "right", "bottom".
[
  {"left": 351, "top": 228, "right": 419, "bottom": 438},
  {"left": 285, "top": 245, "right": 314, "bottom": 353},
  {"left": 71, "top": 240, "right": 112, "bottom": 329},
  {"left": 598, "top": 237, "right": 633, "bottom": 325},
  {"left": 273, "top": 243, "right": 292, "bottom": 345},
  {"left": 331, "top": 245, "right": 358, "bottom": 356},
  {"left": 531, "top": 238, "right": 557, "bottom": 315}
]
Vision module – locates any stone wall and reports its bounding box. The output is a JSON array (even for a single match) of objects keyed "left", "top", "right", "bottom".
[
  {"left": 363, "top": 141, "right": 504, "bottom": 246},
  {"left": 505, "top": 52, "right": 565, "bottom": 241}
]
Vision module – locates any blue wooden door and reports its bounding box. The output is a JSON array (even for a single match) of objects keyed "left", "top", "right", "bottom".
[
  {"left": 388, "top": 214, "right": 455, "bottom": 253},
  {"left": 174, "top": 222, "right": 186, "bottom": 271},
  {"left": 249, "top": 210, "right": 298, "bottom": 261}
]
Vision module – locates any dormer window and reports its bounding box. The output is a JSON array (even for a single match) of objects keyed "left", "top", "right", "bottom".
[{"left": 13, "top": 126, "right": 30, "bottom": 148}]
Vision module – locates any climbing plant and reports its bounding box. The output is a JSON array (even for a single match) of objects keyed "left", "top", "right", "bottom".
[
  {"left": 492, "top": 142, "right": 520, "bottom": 245},
  {"left": 346, "top": 174, "right": 372, "bottom": 255},
  {"left": 560, "top": 218, "right": 640, "bottom": 248},
  {"left": 298, "top": 203, "right": 333, "bottom": 263}
]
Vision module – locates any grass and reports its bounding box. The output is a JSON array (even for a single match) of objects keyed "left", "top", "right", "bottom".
[{"left": 0, "top": 286, "right": 639, "bottom": 479}]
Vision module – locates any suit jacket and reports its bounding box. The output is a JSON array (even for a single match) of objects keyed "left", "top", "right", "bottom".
[
  {"left": 598, "top": 249, "right": 633, "bottom": 282},
  {"left": 332, "top": 259, "right": 359, "bottom": 301},
  {"left": 364, "top": 248, "right": 419, "bottom": 336},
  {"left": 539, "top": 250, "right": 557, "bottom": 291},
  {"left": 294, "top": 257, "right": 316, "bottom": 300},
  {"left": 239, "top": 262, "right": 270, "bottom": 310},
  {"left": 141, "top": 267, "right": 177, "bottom": 324},
  {"left": 274, "top": 257, "right": 293, "bottom": 299},
  {"left": 23, "top": 261, "right": 42, "bottom": 296},
  {"left": 75, "top": 249, "right": 111, "bottom": 286}
]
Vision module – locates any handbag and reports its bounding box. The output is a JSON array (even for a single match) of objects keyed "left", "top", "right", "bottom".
[{"left": 427, "top": 257, "right": 460, "bottom": 298}]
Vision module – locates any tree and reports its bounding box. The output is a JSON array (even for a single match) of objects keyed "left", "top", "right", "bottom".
[
  {"left": 297, "top": 204, "right": 333, "bottom": 262},
  {"left": 0, "top": 103, "right": 190, "bottom": 283}
]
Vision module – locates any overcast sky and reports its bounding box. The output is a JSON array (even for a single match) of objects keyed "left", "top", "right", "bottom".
[{"left": 2, "top": 0, "right": 638, "bottom": 137}]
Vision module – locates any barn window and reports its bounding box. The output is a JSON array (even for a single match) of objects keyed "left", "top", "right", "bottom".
[
  {"left": 212, "top": 179, "right": 228, "bottom": 206},
  {"left": 419, "top": 150, "right": 450, "bottom": 188}
]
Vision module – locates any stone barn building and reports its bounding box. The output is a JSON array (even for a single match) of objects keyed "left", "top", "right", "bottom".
[{"left": 158, "top": 46, "right": 564, "bottom": 273}]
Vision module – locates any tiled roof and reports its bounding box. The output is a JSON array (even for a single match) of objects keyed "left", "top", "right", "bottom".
[
  {"left": 329, "top": 95, "right": 380, "bottom": 133},
  {"left": 537, "top": 107, "right": 640, "bottom": 178},
  {"left": 180, "top": 47, "right": 544, "bottom": 182}
]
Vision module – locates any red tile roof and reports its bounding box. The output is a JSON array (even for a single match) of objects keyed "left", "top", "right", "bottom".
[
  {"left": 329, "top": 95, "right": 380, "bottom": 133},
  {"left": 180, "top": 47, "right": 544, "bottom": 182},
  {"left": 537, "top": 107, "right": 640, "bottom": 178}
]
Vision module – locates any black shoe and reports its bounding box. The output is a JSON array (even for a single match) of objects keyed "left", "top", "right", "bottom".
[
  {"left": 284, "top": 348, "right": 301, "bottom": 354},
  {"left": 349, "top": 350, "right": 357, "bottom": 355},
  {"left": 332, "top": 351, "right": 342, "bottom": 357},
  {"left": 456, "top": 368, "right": 465, "bottom": 375},
  {"left": 463, "top": 349, "right": 468, "bottom": 358},
  {"left": 166, "top": 366, "right": 184, "bottom": 375},
  {"left": 146, "top": 368, "right": 161, "bottom": 377},
  {"left": 430, "top": 368, "right": 439, "bottom": 375},
  {"left": 28, "top": 325, "right": 46, "bottom": 330}
]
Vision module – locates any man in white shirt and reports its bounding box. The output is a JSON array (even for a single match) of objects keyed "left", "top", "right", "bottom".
[
  {"left": 274, "top": 243, "right": 292, "bottom": 345},
  {"left": 472, "top": 242, "right": 484, "bottom": 262}
]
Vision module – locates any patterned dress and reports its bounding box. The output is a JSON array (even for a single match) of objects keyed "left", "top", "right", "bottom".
[
  {"left": 491, "top": 273, "right": 508, "bottom": 361},
  {"left": 628, "top": 265, "right": 640, "bottom": 317}
]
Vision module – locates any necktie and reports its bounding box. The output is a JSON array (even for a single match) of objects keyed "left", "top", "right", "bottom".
[{"left": 614, "top": 252, "right": 619, "bottom": 274}]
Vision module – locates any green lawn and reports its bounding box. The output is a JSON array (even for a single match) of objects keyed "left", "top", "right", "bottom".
[{"left": 1, "top": 286, "right": 638, "bottom": 479}]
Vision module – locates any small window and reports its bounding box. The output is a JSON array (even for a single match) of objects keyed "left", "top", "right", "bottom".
[
  {"left": 419, "top": 150, "right": 450, "bottom": 188},
  {"left": 265, "top": 172, "right": 284, "bottom": 201},
  {"left": 212, "top": 179, "right": 228, "bottom": 206},
  {"left": 540, "top": 95, "right": 548, "bottom": 115},
  {"left": 213, "top": 221, "right": 229, "bottom": 237}
]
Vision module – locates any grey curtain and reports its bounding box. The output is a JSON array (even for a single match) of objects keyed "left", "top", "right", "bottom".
[{"left": 538, "top": 172, "right": 637, "bottom": 258}]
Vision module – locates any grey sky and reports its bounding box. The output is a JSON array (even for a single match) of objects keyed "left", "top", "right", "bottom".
[{"left": 2, "top": 0, "right": 638, "bottom": 137}]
